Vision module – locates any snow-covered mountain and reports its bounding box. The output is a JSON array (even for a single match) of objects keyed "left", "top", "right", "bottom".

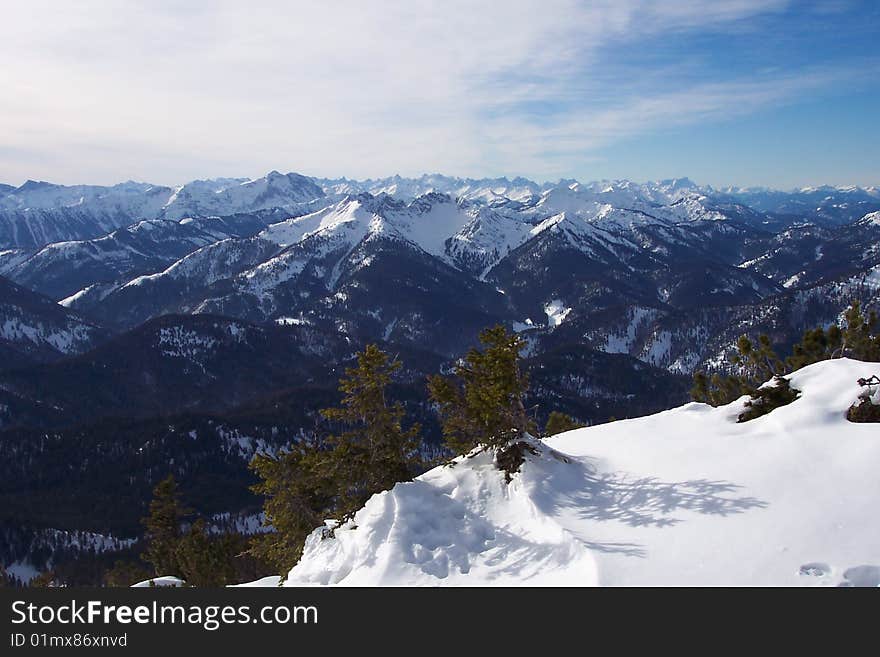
[
  {"left": 3, "top": 171, "right": 877, "bottom": 251},
  {"left": 716, "top": 185, "right": 880, "bottom": 226},
  {"left": 315, "top": 173, "right": 553, "bottom": 204},
  {"left": 242, "top": 358, "right": 880, "bottom": 587},
  {"left": 0, "top": 180, "right": 174, "bottom": 249},
  {"left": 3, "top": 172, "right": 867, "bottom": 377},
  {"left": 0, "top": 172, "right": 325, "bottom": 248},
  {"left": 2, "top": 218, "right": 243, "bottom": 301},
  {"left": 44, "top": 190, "right": 770, "bottom": 361},
  {"left": 0, "top": 276, "right": 104, "bottom": 367},
  {"left": 158, "top": 171, "right": 326, "bottom": 221},
  {"left": 1, "top": 170, "right": 878, "bottom": 376}
]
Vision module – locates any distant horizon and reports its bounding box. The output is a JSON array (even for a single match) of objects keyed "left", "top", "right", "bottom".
[{"left": 1, "top": 170, "right": 877, "bottom": 195}]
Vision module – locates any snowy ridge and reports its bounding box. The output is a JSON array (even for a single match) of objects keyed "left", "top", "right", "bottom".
[
  {"left": 106, "top": 186, "right": 746, "bottom": 304},
  {"left": 859, "top": 211, "right": 880, "bottom": 227},
  {"left": 4, "top": 170, "right": 876, "bottom": 252},
  {"left": 275, "top": 438, "right": 598, "bottom": 587},
  {"left": 0, "top": 313, "right": 94, "bottom": 354},
  {"left": 2, "top": 171, "right": 877, "bottom": 381},
  {"left": 250, "top": 359, "right": 880, "bottom": 587}
]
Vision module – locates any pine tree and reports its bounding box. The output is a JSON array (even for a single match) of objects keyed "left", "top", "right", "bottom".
[
  {"left": 250, "top": 344, "right": 422, "bottom": 578},
  {"left": 731, "top": 334, "right": 785, "bottom": 383},
  {"left": 691, "top": 334, "right": 784, "bottom": 406},
  {"left": 141, "top": 475, "right": 190, "bottom": 577},
  {"left": 428, "top": 325, "right": 535, "bottom": 479},
  {"left": 174, "top": 520, "right": 246, "bottom": 587},
  {"left": 543, "top": 411, "right": 584, "bottom": 436},
  {"left": 840, "top": 301, "right": 880, "bottom": 361},
  {"left": 249, "top": 444, "right": 330, "bottom": 578},
  {"left": 787, "top": 325, "right": 842, "bottom": 370},
  {"left": 738, "top": 376, "right": 800, "bottom": 422},
  {"left": 690, "top": 370, "right": 711, "bottom": 404},
  {"left": 321, "top": 344, "right": 422, "bottom": 523},
  {"left": 29, "top": 571, "right": 58, "bottom": 587},
  {"left": 102, "top": 560, "right": 152, "bottom": 588},
  {"left": 847, "top": 376, "right": 880, "bottom": 423},
  {"left": 784, "top": 302, "right": 879, "bottom": 369}
]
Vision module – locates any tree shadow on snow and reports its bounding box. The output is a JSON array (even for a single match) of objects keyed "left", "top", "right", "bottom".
[{"left": 529, "top": 454, "right": 768, "bottom": 556}]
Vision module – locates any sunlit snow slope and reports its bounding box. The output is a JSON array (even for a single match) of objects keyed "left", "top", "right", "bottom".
[{"left": 251, "top": 358, "right": 880, "bottom": 587}]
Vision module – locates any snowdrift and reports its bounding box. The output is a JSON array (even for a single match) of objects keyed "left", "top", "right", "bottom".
[
  {"left": 250, "top": 358, "right": 880, "bottom": 587},
  {"left": 131, "top": 576, "right": 185, "bottom": 588}
]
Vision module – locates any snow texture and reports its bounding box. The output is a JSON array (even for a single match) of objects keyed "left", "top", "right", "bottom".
[{"left": 131, "top": 576, "right": 186, "bottom": 588}]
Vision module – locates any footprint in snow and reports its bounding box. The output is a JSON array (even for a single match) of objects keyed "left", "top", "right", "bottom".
[
  {"left": 837, "top": 565, "right": 880, "bottom": 588},
  {"left": 798, "top": 562, "right": 831, "bottom": 578}
]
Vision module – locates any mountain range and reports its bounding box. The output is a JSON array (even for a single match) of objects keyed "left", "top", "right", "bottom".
[{"left": 0, "top": 170, "right": 878, "bottom": 577}]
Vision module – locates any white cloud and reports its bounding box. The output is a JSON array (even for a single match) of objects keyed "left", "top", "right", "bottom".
[{"left": 0, "top": 0, "right": 846, "bottom": 185}]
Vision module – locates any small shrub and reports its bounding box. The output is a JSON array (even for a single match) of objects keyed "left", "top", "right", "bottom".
[
  {"left": 847, "top": 399, "right": 880, "bottom": 422},
  {"left": 847, "top": 375, "right": 880, "bottom": 423},
  {"left": 103, "top": 560, "right": 153, "bottom": 588},
  {"left": 494, "top": 440, "right": 539, "bottom": 483},
  {"left": 543, "top": 411, "right": 585, "bottom": 436},
  {"left": 738, "top": 376, "right": 800, "bottom": 422}
]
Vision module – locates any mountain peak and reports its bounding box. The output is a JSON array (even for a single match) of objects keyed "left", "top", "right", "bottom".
[
  {"left": 659, "top": 177, "right": 697, "bottom": 190},
  {"left": 17, "top": 179, "right": 55, "bottom": 192}
]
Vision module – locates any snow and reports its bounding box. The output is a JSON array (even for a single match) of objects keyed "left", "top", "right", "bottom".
[
  {"left": 58, "top": 284, "right": 98, "bottom": 307},
  {"left": 640, "top": 329, "right": 673, "bottom": 367},
  {"left": 783, "top": 273, "right": 804, "bottom": 288},
  {"left": 283, "top": 440, "right": 598, "bottom": 586},
  {"left": 157, "top": 326, "right": 218, "bottom": 358},
  {"left": 544, "top": 299, "right": 571, "bottom": 328},
  {"left": 259, "top": 193, "right": 484, "bottom": 267},
  {"left": 275, "top": 316, "right": 310, "bottom": 326},
  {"left": 389, "top": 193, "right": 472, "bottom": 258},
  {"left": 236, "top": 576, "right": 282, "bottom": 588},
  {"left": 512, "top": 318, "right": 537, "bottom": 332},
  {"left": 248, "top": 358, "right": 880, "bottom": 587},
  {"left": 5, "top": 561, "right": 39, "bottom": 583},
  {"left": 131, "top": 576, "right": 186, "bottom": 588},
  {"left": 0, "top": 313, "right": 95, "bottom": 355},
  {"left": 602, "top": 306, "right": 655, "bottom": 354}
]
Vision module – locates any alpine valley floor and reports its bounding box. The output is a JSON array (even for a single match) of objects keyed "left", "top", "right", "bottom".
[{"left": 238, "top": 358, "right": 880, "bottom": 587}]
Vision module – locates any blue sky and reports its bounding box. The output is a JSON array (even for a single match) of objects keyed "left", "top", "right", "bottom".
[{"left": 0, "top": 0, "right": 877, "bottom": 188}]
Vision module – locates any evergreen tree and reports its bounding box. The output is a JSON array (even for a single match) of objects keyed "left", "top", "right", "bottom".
[
  {"left": 321, "top": 344, "right": 422, "bottom": 522},
  {"left": 693, "top": 302, "right": 880, "bottom": 412},
  {"left": 0, "top": 564, "right": 9, "bottom": 587},
  {"left": 174, "top": 520, "right": 245, "bottom": 587},
  {"left": 29, "top": 570, "right": 58, "bottom": 587},
  {"left": 691, "top": 334, "right": 784, "bottom": 406},
  {"left": 102, "top": 560, "right": 153, "bottom": 588},
  {"left": 690, "top": 370, "right": 711, "bottom": 404},
  {"left": 249, "top": 444, "right": 330, "bottom": 578},
  {"left": 847, "top": 399, "right": 880, "bottom": 422},
  {"left": 840, "top": 301, "right": 880, "bottom": 360},
  {"left": 738, "top": 376, "right": 801, "bottom": 422},
  {"left": 141, "top": 475, "right": 190, "bottom": 577},
  {"left": 428, "top": 325, "right": 535, "bottom": 478},
  {"left": 847, "top": 375, "right": 880, "bottom": 422},
  {"left": 731, "top": 334, "right": 785, "bottom": 382},
  {"left": 787, "top": 325, "right": 842, "bottom": 370},
  {"left": 250, "top": 344, "right": 422, "bottom": 577},
  {"left": 543, "top": 411, "right": 585, "bottom": 436}
]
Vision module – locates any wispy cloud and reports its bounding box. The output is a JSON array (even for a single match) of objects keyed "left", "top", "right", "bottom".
[
  {"left": 0, "top": 0, "right": 870, "bottom": 185},
  {"left": 478, "top": 66, "right": 865, "bottom": 178}
]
